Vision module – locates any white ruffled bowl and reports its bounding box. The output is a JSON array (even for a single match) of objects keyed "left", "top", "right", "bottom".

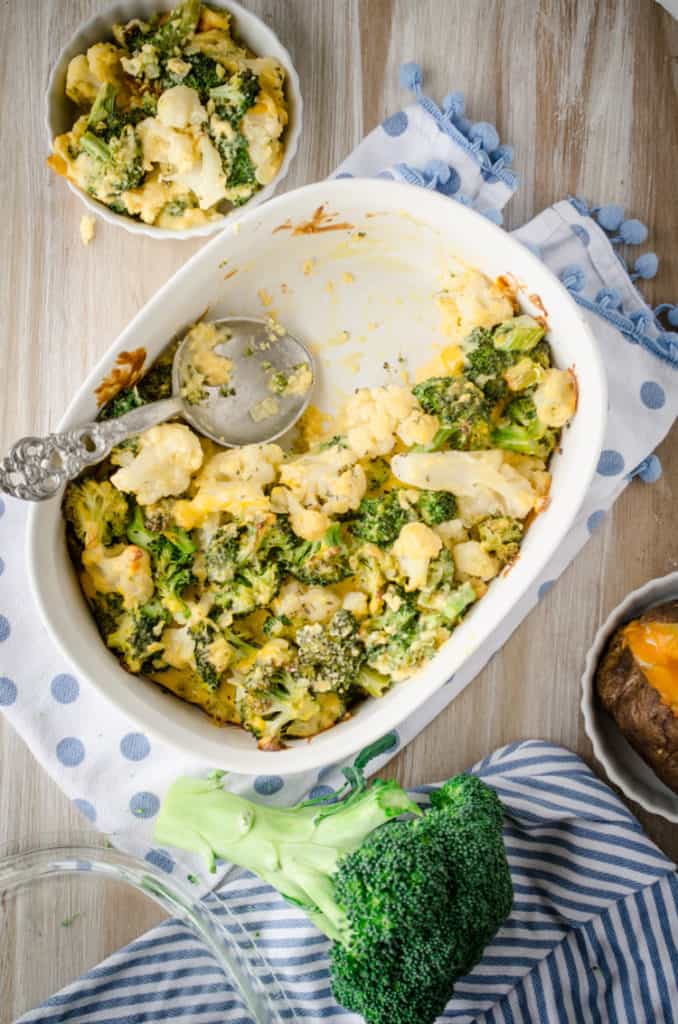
[
  {"left": 45, "top": 0, "right": 303, "bottom": 240},
  {"left": 581, "top": 572, "right": 678, "bottom": 824}
]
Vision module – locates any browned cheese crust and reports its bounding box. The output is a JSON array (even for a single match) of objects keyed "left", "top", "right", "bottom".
[{"left": 595, "top": 601, "right": 678, "bottom": 794}]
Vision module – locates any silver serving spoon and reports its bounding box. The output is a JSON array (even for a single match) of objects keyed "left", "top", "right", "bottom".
[{"left": 0, "top": 317, "right": 315, "bottom": 501}]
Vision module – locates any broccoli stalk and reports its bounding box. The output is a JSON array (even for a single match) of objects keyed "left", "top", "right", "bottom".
[{"left": 155, "top": 741, "right": 513, "bottom": 1024}]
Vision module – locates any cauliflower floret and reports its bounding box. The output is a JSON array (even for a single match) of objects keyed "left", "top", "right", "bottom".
[
  {"left": 171, "top": 134, "right": 226, "bottom": 210},
  {"left": 82, "top": 544, "right": 154, "bottom": 610},
  {"left": 343, "top": 385, "right": 419, "bottom": 459},
  {"left": 533, "top": 368, "right": 577, "bottom": 428},
  {"left": 162, "top": 625, "right": 196, "bottom": 670},
  {"left": 65, "top": 44, "right": 122, "bottom": 105},
  {"left": 256, "top": 638, "right": 293, "bottom": 667},
  {"left": 502, "top": 452, "right": 552, "bottom": 499},
  {"left": 433, "top": 519, "right": 469, "bottom": 548},
  {"left": 270, "top": 488, "right": 330, "bottom": 541},
  {"left": 157, "top": 85, "right": 207, "bottom": 130},
  {"left": 272, "top": 580, "right": 341, "bottom": 623},
  {"left": 65, "top": 55, "right": 101, "bottom": 105},
  {"left": 277, "top": 446, "right": 366, "bottom": 517},
  {"left": 392, "top": 522, "right": 443, "bottom": 591},
  {"left": 241, "top": 86, "right": 287, "bottom": 185},
  {"left": 342, "top": 591, "right": 369, "bottom": 618},
  {"left": 453, "top": 540, "right": 500, "bottom": 582},
  {"left": 396, "top": 408, "right": 440, "bottom": 448},
  {"left": 438, "top": 268, "right": 515, "bottom": 340},
  {"left": 137, "top": 118, "right": 197, "bottom": 174},
  {"left": 391, "top": 450, "right": 539, "bottom": 522},
  {"left": 198, "top": 443, "right": 283, "bottom": 488},
  {"left": 111, "top": 424, "right": 203, "bottom": 506}
]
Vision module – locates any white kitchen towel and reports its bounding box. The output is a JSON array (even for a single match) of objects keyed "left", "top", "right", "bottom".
[
  {"left": 16, "top": 742, "right": 678, "bottom": 1024},
  {"left": 1, "top": 65, "right": 678, "bottom": 881}
]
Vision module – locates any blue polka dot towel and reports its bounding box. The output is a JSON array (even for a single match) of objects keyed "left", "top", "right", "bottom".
[
  {"left": 15, "top": 742, "right": 678, "bottom": 1023},
  {"left": 1, "top": 66, "right": 677, "bottom": 877}
]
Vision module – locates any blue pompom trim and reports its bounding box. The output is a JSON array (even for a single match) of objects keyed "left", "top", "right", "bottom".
[
  {"left": 566, "top": 197, "right": 677, "bottom": 367},
  {"left": 400, "top": 64, "right": 517, "bottom": 189},
  {"left": 629, "top": 454, "right": 662, "bottom": 484}
]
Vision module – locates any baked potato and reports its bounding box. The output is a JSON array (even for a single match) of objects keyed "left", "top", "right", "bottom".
[{"left": 596, "top": 601, "right": 678, "bottom": 794}]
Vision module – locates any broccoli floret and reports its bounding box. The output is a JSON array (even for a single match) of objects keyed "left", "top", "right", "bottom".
[
  {"left": 412, "top": 377, "right": 492, "bottom": 450},
  {"left": 237, "top": 663, "right": 322, "bottom": 749},
  {"left": 417, "top": 579, "right": 478, "bottom": 626},
  {"left": 464, "top": 335, "right": 514, "bottom": 401},
  {"left": 416, "top": 490, "right": 457, "bottom": 526},
  {"left": 63, "top": 479, "right": 129, "bottom": 548},
  {"left": 287, "top": 525, "right": 351, "bottom": 586},
  {"left": 206, "top": 522, "right": 282, "bottom": 613},
  {"left": 493, "top": 314, "right": 545, "bottom": 352},
  {"left": 214, "top": 561, "right": 281, "bottom": 616},
  {"left": 349, "top": 492, "right": 409, "bottom": 546},
  {"left": 127, "top": 504, "right": 195, "bottom": 609},
  {"left": 97, "top": 360, "right": 173, "bottom": 421},
  {"left": 211, "top": 131, "right": 257, "bottom": 196},
  {"left": 361, "top": 588, "right": 425, "bottom": 676},
  {"left": 531, "top": 339, "right": 552, "bottom": 370},
  {"left": 491, "top": 395, "right": 557, "bottom": 458},
  {"left": 146, "top": 0, "right": 201, "bottom": 56},
  {"left": 89, "top": 591, "right": 124, "bottom": 639},
  {"left": 296, "top": 610, "right": 366, "bottom": 697},
  {"left": 191, "top": 620, "right": 232, "bottom": 690},
  {"left": 162, "top": 52, "right": 225, "bottom": 98},
  {"left": 156, "top": 742, "right": 513, "bottom": 1024},
  {"left": 80, "top": 122, "right": 144, "bottom": 198},
  {"left": 107, "top": 600, "right": 168, "bottom": 673},
  {"left": 210, "top": 69, "right": 260, "bottom": 126},
  {"left": 476, "top": 516, "right": 524, "bottom": 564},
  {"left": 262, "top": 613, "right": 292, "bottom": 638}
]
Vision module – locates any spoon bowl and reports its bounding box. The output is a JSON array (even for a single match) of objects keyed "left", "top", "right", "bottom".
[
  {"left": 176, "top": 317, "right": 315, "bottom": 447},
  {"left": 0, "top": 317, "right": 314, "bottom": 500}
]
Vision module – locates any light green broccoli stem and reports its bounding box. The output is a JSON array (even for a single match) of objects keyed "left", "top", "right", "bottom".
[{"left": 155, "top": 740, "right": 420, "bottom": 942}]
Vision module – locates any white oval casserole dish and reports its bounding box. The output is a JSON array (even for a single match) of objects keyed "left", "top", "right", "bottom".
[
  {"left": 45, "top": 0, "right": 303, "bottom": 240},
  {"left": 28, "top": 179, "right": 607, "bottom": 774}
]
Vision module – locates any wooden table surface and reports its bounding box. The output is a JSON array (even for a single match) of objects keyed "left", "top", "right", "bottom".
[{"left": 1, "top": 0, "right": 677, "bottom": 1015}]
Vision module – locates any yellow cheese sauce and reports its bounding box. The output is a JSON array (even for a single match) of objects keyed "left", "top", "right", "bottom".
[{"left": 624, "top": 620, "right": 678, "bottom": 714}]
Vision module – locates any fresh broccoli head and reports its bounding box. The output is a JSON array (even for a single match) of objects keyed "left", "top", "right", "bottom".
[
  {"left": 63, "top": 478, "right": 129, "bottom": 548},
  {"left": 210, "top": 69, "right": 260, "bottom": 126},
  {"left": 155, "top": 741, "right": 513, "bottom": 1024},
  {"left": 416, "top": 490, "right": 457, "bottom": 526},
  {"left": 296, "top": 610, "right": 366, "bottom": 697},
  {"left": 287, "top": 525, "right": 351, "bottom": 585},
  {"left": 476, "top": 516, "right": 524, "bottom": 564},
  {"left": 349, "top": 492, "right": 409, "bottom": 546},
  {"left": 107, "top": 600, "right": 168, "bottom": 673},
  {"left": 491, "top": 394, "right": 557, "bottom": 458},
  {"left": 412, "top": 376, "right": 492, "bottom": 450}
]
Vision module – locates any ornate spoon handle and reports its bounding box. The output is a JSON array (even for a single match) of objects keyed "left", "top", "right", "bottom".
[{"left": 0, "top": 397, "right": 183, "bottom": 501}]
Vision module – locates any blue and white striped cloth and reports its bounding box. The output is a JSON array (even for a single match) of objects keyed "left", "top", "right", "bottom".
[{"left": 20, "top": 742, "right": 678, "bottom": 1024}]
